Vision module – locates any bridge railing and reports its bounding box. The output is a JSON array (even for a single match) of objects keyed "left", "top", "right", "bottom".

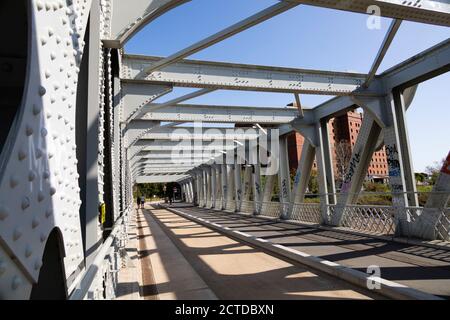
[
  {"left": 198, "top": 197, "right": 450, "bottom": 241},
  {"left": 291, "top": 203, "right": 323, "bottom": 224},
  {"left": 329, "top": 204, "right": 396, "bottom": 236},
  {"left": 69, "top": 208, "right": 130, "bottom": 300},
  {"left": 240, "top": 200, "right": 256, "bottom": 215}
]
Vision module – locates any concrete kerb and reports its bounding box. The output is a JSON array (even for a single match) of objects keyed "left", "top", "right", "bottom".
[{"left": 163, "top": 205, "right": 442, "bottom": 300}]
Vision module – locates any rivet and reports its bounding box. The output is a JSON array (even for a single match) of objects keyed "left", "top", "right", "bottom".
[
  {"left": 13, "top": 228, "right": 23, "bottom": 241},
  {"left": 50, "top": 187, "right": 57, "bottom": 196},
  {"left": 33, "top": 104, "right": 42, "bottom": 116},
  {"left": 10, "top": 175, "right": 19, "bottom": 188},
  {"left": 32, "top": 217, "right": 40, "bottom": 229},
  {"left": 11, "top": 276, "right": 22, "bottom": 290},
  {"left": 18, "top": 149, "right": 27, "bottom": 161},
  {"left": 26, "top": 125, "right": 34, "bottom": 136},
  {"left": 36, "top": 148, "right": 44, "bottom": 159},
  {"left": 39, "top": 86, "right": 46, "bottom": 96},
  {"left": 38, "top": 191, "right": 45, "bottom": 202},
  {"left": 28, "top": 171, "right": 36, "bottom": 182},
  {"left": 45, "top": 209, "right": 53, "bottom": 218},
  {"left": 34, "top": 260, "right": 43, "bottom": 271},
  {"left": 21, "top": 197, "right": 30, "bottom": 210},
  {"left": 36, "top": 1, "right": 44, "bottom": 11},
  {"left": 25, "top": 246, "right": 33, "bottom": 258},
  {"left": 41, "top": 128, "right": 48, "bottom": 137}
]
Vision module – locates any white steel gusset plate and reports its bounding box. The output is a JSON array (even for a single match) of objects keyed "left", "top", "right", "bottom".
[{"left": 0, "top": 1, "right": 91, "bottom": 288}]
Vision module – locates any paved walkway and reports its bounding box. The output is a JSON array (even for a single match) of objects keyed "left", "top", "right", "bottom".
[
  {"left": 167, "top": 204, "right": 450, "bottom": 299},
  {"left": 133, "top": 205, "right": 384, "bottom": 300}
]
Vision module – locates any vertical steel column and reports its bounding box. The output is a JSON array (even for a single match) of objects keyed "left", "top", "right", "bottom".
[
  {"left": 321, "top": 119, "right": 337, "bottom": 205},
  {"left": 216, "top": 165, "right": 222, "bottom": 209},
  {"left": 315, "top": 122, "right": 332, "bottom": 224},
  {"left": 242, "top": 166, "right": 253, "bottom": 201},
  {"left": 211, "top": 165, "right": 217, "bottom": 208},
  {"left": 197, "top": 170, "right": 204, "bottom": 207},
  {"left": 253, "top": 163, "right": 263, "bottom": 215},
  {"left": 226, "top": 164, "right": 236, "bottom": 211},
  {"left": 234, "top": 163, "right": 243, "bottom": 212},
  {"left": 203, "top": 168, "right": 209, "bottom": 208},
  {"left": 383, "top": 93, "right": 413, "bottom": 235},
  {"left": 221, "top": 163, "right": 228, "bottom": 210},
  {"left": 291, "top": 140, "right": 315, "bottom": 205},
  {"left": 393, "top": 90, "right": 419, "bottom": 207},
  {"left": 189, "top": 179, "right": 195, "bottom": 203},
  {"left": 278, "top": 136, "right": 291, "bottom": 219},
  {"left": 205, "top": 167, "right": 212, "bottom": 208}
]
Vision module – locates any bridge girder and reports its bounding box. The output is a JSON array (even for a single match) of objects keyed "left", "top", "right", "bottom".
[
  {"left": 121, "top": 55, "right": 373, "bottom": 96},
  {"left": 131, "top": 103, "right": 300, "bottom": 124}
]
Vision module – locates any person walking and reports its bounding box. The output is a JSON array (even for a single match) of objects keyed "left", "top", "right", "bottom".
[
  {"left": 137, "top": 196, "right": 141, "bottom": 210},
  {"left": 140, "top": 195, "right": 146, "bottom": 209}
]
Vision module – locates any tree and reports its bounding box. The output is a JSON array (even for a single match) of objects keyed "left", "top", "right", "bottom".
[
  {"left": 334, "top": 140, "right": 352, "bottom": 189},
  {"left": 426, "top": 158, "right": 445, "bottom": 185},
  {"left": 308, "top": 170, "right": 319, "bottom": 194}
]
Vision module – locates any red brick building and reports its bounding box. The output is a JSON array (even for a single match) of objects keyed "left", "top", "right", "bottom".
[{"left": 287, "top": 110, "right": 388, "bottom": 181}]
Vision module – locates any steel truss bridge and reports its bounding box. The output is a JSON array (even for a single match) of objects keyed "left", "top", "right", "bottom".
[{"left": 0, "top": 0, "right": 449, "bottom": 300}]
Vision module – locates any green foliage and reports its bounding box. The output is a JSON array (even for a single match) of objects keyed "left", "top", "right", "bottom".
[
  {"left": 358, "top": 182, "right": 392, "bottom": 205},
  {"left": 308, "top": 170, "right": 319, "bottom": 194},
  {"left": 415, "top": 173, "right": 427, "bottom": 183},
  {"left": 363, "top": 182, "right": 390, "bottom": 193},
  {"left": 134, "top": 183, "right": 166, "bottom": 200},
  {"left": 417, "top": 185, "right": 433, "bottom": 207}
]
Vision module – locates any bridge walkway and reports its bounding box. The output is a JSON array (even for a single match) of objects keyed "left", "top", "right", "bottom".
[
  {"left": 128, "top": 204, "right": 385, "bottom": 300},
  {"left": 162, "top": 204, "right": 450, "bottom": 299}
]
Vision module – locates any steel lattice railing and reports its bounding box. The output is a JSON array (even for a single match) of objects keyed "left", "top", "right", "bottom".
[
  {"left": 214, "top": 198, "right": 223, "bottom": 210},
  {"left": 336, "top": 204, "right": 397, "bottom": 235},
  {"left": 195, "top": 199, "right": 450, "bottom": 241},
  {"left": 259, "top": 202, "right": 284, "bottom": 219},
  {"left": 240, "top": 200, "right": 255, "bottom": 215},
  {"left": 290, "top": 203, "right": 323, "bottom": 224},
  {"left": 406, "top": 207, "right": 450, "bottom": 241}
]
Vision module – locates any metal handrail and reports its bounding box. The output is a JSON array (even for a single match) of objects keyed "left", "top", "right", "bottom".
[{"left": 69, "top": 212, "right": 127, "bottom": 300}]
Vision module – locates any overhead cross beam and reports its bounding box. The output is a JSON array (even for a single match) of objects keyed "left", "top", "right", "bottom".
[
  {"left": 134, "top": 142, "right": 237, "bottom": 152},
  {"left": 130, "top": 124, "right": 262, "bottom": 140},
  {"left": 121, "top": 55, "right": 373, "bottom": 95},
  {"left": 135, "top": 103, "right": 300, "bottom": 123}
]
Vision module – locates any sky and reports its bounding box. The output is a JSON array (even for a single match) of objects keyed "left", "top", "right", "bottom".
[{"left": 125, "top": 0, "right": 450, "bottom": 172}]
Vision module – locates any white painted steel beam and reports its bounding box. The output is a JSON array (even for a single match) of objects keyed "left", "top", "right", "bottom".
[
  {"left": 135, "top": 103, "right": 300, "bottom": 124},
  {"left": 121, "top": 55, "right": 370, "bottom": 95}
]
